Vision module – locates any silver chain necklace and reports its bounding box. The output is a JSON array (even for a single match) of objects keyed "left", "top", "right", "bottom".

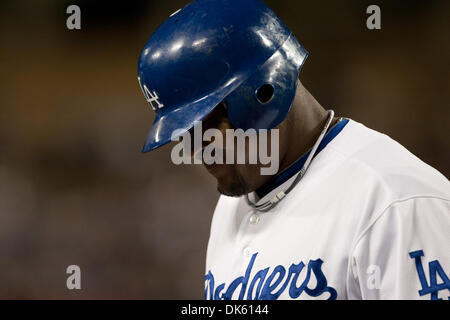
[{"left": 245, "top": 109, "right": 335, "bottom": 212}]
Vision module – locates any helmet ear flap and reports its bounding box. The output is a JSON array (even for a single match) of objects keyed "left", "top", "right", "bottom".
[{"left": 225, "top": 34, "right": 307, "bottom": 131}]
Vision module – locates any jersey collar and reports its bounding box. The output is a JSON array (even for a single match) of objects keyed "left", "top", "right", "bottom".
[{"left": 255, "top": 118, "right": 349, "bottom": 199}]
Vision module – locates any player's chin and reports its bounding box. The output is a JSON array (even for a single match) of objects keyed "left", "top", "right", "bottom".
[
  {"left": 216, "top": 175, "right": 250, "bottom": 197},
  {"left": 217, "top": 182, "right": 247, "bottom": 197},
  {"left": 204, "top": 163, "right": 250, "bottom": 196}
]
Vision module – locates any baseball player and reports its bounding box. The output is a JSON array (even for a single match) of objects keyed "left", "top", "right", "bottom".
[{"left": 137, "top": 0, "right": 450, "bottom": 299}]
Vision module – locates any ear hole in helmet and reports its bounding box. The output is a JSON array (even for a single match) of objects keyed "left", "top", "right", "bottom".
[{"left": 255, "top": 84, "right": 274, "bottom": 104}]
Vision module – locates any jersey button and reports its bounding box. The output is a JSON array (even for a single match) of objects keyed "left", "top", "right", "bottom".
[
  {"left": 243, "top": 247, "right": 252, "bottom": 257},
  {"left": 249, "top": 214, "right": 260, "bottom": 224}
]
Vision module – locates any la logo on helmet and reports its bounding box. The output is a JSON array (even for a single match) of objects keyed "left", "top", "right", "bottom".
[{"left": 138, "top": 77, "right": 164, "bottom": 111}]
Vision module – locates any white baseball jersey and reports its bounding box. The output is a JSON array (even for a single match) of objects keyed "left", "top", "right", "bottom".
[{"left": 204, "top": 119, "right": 450, "bottom": 300}]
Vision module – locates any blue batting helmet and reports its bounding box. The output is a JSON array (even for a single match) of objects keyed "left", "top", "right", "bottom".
[{"left": 137, "top": 0, "right": 308, "bottom": 152}]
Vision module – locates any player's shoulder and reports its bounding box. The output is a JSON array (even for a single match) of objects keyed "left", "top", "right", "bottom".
[{"left": 330, "top": 119, "right": 450, "bottom": 201}]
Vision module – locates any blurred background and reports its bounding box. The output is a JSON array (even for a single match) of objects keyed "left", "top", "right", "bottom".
[{"left": 0, "top": 0, "right": 448, "bottom": 299}]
